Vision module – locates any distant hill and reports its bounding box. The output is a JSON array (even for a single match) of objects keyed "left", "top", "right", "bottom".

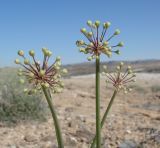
[
  {"left": 1, "top": 60, "right": 160, "bottom": 77},
  {"left": 63, "top": 59, "right": 160, "bottom": 76}
]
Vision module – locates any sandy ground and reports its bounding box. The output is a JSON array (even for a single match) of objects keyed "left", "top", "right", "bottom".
[{"left": 0, "top": 73, "right": 160, "bottom": 148}]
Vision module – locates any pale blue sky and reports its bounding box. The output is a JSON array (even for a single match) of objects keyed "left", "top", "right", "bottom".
[{"left": 0, "top": 0, "right": 160, "bottom": 67}]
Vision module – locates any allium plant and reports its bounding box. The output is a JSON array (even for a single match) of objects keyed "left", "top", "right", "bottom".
[
  {"left": 76, "top": 20, "right": 124, "bottom": 148},
  {"left": 90, "top": 62, "right": 136, "bottom": 147},
  {"left": 15, "top": 48, "right": 67, "bottom": 148}
]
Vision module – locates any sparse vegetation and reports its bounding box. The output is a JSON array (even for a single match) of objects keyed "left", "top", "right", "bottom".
[{"left": 0, "top": 71, "right": 48, "bottom": 124}]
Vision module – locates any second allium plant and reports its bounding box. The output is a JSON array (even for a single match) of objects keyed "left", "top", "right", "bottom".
[{"left": 76, "top": 20, "right": 132, "bottom": 148}]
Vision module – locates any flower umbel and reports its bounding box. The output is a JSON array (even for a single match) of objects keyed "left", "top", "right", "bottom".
[
  {"left": 76, "top": 20, "right": 124, "bottom": 61},
  {"left": 102, "top": 62, "right": 136, "bottom": 93},
  {"left": 15, "top": 48, "right": 67, "bottom": 94}
]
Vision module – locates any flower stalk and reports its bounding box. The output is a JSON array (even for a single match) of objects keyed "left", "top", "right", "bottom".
[
  {"left": 95, "top": 56, "right": 101, "bottom": 148},
  {"left": 91, "top": 90, "right": 118, "bottom": 148},
  {"left": 42, "top": 86, "right": 64, "bottom": 148}
]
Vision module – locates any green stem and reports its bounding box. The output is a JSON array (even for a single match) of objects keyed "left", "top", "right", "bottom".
[
  {"left": 90, "top": 90, "right": 118, "bottom": 148},
  {"left": 41, "top": 86, "right": 64, "bottom": 148},
  {"left": 96, "top": 56, "right": 101, "bottom": 148}
]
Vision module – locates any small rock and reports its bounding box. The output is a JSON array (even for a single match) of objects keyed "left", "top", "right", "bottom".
[
  {"left": 119, "top": 140, "right": 138, "bottom": 148},
  {"left": 65, "top": 107, "right": 74, "bottom": 112},
  {"left": 24, "top": 134, "right": 38, "bottom": 142},
  {"left": 68, "top": 121, "right": 72, "bottom": 127},
  {"left": 126, "top": 130, "right": 132, "bottom": 134},
  {"left": 41, "top": 135, "right": 55, "bottom": 142}
]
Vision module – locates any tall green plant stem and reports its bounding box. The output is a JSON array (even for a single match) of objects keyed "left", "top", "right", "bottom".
[
  {"left": 96, "top": 56, "right": 101, "bottom": 148},
  {"left": 91, "top": 90, "right": 118, "bottom": 148},
  {"left": 42, "top": 86, "right": 64, "bottom": 148}
]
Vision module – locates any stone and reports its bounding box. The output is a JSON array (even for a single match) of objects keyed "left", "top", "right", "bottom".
[
  {"left": 119, "top": 140, "right": 138, "bottom": 148},
  {"left": 24, "top": 134, "right": 38, "bottom": 142}
]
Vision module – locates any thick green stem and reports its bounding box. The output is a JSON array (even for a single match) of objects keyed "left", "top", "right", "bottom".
[
  {"left": 91, "top": 90, "right": 118, "bottom": 148},
  {"left": 96, "top": 57, "right": 101, "bottom": 148},
  {"left": 42, "top": 86, "right": 64, "bottom": 148}
]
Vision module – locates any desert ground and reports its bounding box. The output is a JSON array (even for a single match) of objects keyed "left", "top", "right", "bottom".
[{"left": 0, "top": 73, "right": 160, "bottom": 148}]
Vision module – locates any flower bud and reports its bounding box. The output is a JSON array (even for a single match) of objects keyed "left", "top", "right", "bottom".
[
  {"left": 87, "top": 32, "right": 93, "bottom": 37},
  {"left": 59, "top": 81, "right": 64, "bottom": 87},
  {"left": 103, "top": 41, "right": 109, "bottom": 46},
  {"left": 115, "top": 50, "right": 120, "bottom": 55},
  {"left": 128, "top": 69, "right": 133, "bottom": 74},
  {"left": 42, "top": 48, "right": 49, "bottom": 56},
  {"left": 56, "top": 61, "right": 61, "bottom": 66},
  {"left": 127, "top": 66, "right": 131, "bottom": 70},
  {"left": 95, "top": 20, "right": 100, "bottom": 27},
  {"left": 55, "top": 65, "right": 60, "bottom": 70},
  {"left": 81, "top": 28, "right": 87, "bottom": 34},
  {"left": 39, "top": 70, "right": 46, "bottom": 77},
  {"left": 76, "top": 40, "right": 85, "bottom": 47},
  {"left": 103, "top": 65, "right": 107, "bottom": 70},
  {"left": 18, "top": 69, "right": 22, "bottom": 72},
  {"left": 46, "top": 50, "right": 52, "bottom": 57},
  {"left": 114, "top": 29, "right": 120, "bottom": 35},
  {"left": 117, "top": 42, "right": 124, "bottom": 47},
  {"left": 118, "top": 85, "right": 122, "bottom": 89},
  {"left": 43, "top": 82, "right": 49, "bottom": 88},
  {"left": 79, "top": 48, "right": 85, "bottom": 52},
  {"left": 87, "top": 56, "right": 92, "bottom": 61},
  {"left": 15, "top": 59, "right": 20, "bottom": 64},
  {"left": 120, "top": 62, "right": 124, "bottom": 66},
  {"left": 87, "top": 20, "right": 92, "bottom": 27},
  {"left": 103, "top": 22, "right": 111, "bottom": 29},
  {"left": 116, "top": 66, "right": 120, "bottom": 70},
  {"left": 56, "top": 56, "right": 61, "bottom": 61},
  {"left": 29, "top": 50, "right": 35, "bottom": 56},
  {"left": 18, "top": 72, "right": 22, "bottom": 76},
  {"left": 18, "top": 50, "right": 24, "bottom": 56},
  {"left": 89, "top": 42, "right": 94, "bottom": 47},
  {"left": 24, "top": 59, "right": 30, "bottom": 65},
  {"left": 23, "top": 88, "right": 28, "bottom": 93},
  {"left": 62, "top": 68, "right": 68, "bottom": 74},
  {"left": 29, "top": 72, "right": 34, "bottom": 78},
  {"left": 106, "top": 51, "right": 112, "bottom": 57},
  {"left": 19, "top": 79, "right": 25, "bottom": 84},
  {"left": 56, "top": 74, "right": 61, "bottom": 78}
]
